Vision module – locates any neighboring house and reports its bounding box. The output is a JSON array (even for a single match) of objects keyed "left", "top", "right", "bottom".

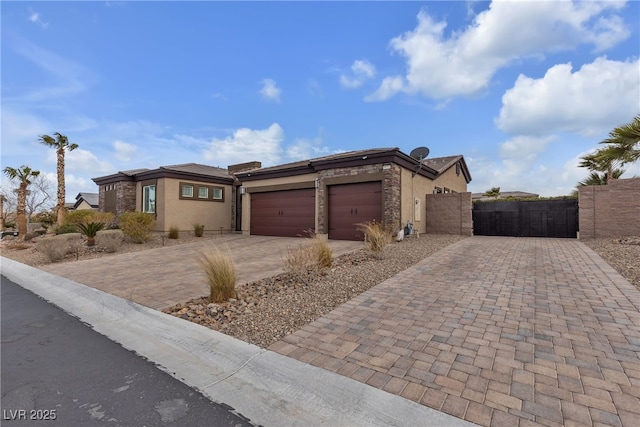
[
  {"left": 471, "top": 191, "right": 539, "bottom": 201},
  {"left": 73, "top": 192, "right": 99, "bottom": 210},
  {"left": 93, "top": 148, "right": 471, "bottom": 240},
  {"left": 235, "top": 148, "right": 471, "bottom": 240}
]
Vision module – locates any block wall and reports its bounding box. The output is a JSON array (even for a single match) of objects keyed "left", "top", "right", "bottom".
[
  {"left": 578, "top": 178, "right": 640, "bottom": 239},
  {"left": 426, "top": 192, "right": 473, "bottom": 236}
]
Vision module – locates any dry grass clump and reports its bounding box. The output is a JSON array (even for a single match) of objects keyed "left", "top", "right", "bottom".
[
  {"left": 168, "top": 226, "right": 180, "bottom": 239},
  {"left": 358, "top": 220, "right": 392, "bottom": 259},
  {"left": 95, "top": 229, "right": 124, "bottom": 253},
  {"left": 118, "top": 212, "right": 156, "bottom": 243},
  {"left": 283, "top": 236, "right": 334, "bottom": 284},
  {"left": 197, "top": 246, "right": 237, "bottom": 303}
]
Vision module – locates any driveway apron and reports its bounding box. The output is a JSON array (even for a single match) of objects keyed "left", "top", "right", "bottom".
[
  {"left": 41, "top": 235, "right": 361, "bottom": 310},
  {"left": 270, "top": 236, "right": 640, "bottom": 426}
]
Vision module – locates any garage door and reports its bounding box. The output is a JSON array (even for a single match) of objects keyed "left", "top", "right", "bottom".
[
  {"left": 250, "top": 189, "right": 315, "bottom": 237},
  {"left": 328, "top": 181, "right": 382, "bottom": 241}
]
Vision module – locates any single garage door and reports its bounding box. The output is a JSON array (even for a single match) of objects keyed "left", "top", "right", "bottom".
[
  {"left": 328, "top": 181, "right": 382, "bottom": 241},
  {"left": 250, "top": 189, "right": 315, "bottom": 237}
]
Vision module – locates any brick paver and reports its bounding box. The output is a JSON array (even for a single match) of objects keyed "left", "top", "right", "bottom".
[
  {"left": 269, "top": 237, "right": 640, "bottom": 426},
  {"left": 40, "top": 235, "right": 361, "bottom": 310}
]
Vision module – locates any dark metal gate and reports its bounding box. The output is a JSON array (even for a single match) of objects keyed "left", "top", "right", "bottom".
[{"left": 473, "top": 199, "right": 578, "bottom": 238}]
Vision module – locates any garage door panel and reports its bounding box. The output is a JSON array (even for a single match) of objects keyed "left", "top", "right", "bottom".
[
  {"left": 250, "top": 189, "right": 315, "bottom": 238},
  {"left": 328, "top": 182, "right": 382, "bottom": 241}
]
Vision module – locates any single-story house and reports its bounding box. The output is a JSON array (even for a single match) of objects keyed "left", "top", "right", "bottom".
[
  {"left": 73, "top": 192, "right": 99, "bottom": 210},
  {"left": 92, "top": 148, "right": 471, "bottom": 240}
]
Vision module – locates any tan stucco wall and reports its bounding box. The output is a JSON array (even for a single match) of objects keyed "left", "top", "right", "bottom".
[
  {"left": 240, "top": 173, "right": 318, "bottom": 235},
  {"left": 161, "top": 178, "right": 232, "bottom": 232},
  {"left": 400, "top": 165, "right": 468, "bottom": 234},
  {"left": 74, "top": 200, "right": 96, "bottom": 211}
]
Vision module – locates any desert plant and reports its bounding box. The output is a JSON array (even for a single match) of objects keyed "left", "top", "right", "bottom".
[
  {"left": 168, "top": 226, "right": 180, "bottom": 239},
  {"left": 193, "top": 224, "right": 205, "bottom": 237},
  {"left": 118, "top": 211, "right": 156, "bottom": 243},
  {"left": 358, "top": 220, "right": 392, "bottom": 259},
  {"left": 197, "top": 246, "right": 237, "bottom": 303},
  {"left": 55, "top": 223, "right": 79, "bottom": 235},
  {"left": 65, "top": 210, "right": 96, "bottom": 225},
  {"left": 95, "top": 229, "right": 124, "bottom": 253},
  {"left": 36, "top": 236, "right": 69, "bottom": 262},
  {"left": 76, "top": 222, "right": 106, "bottom": 246},
  {"left": 283, "top": 243, "right": 320, "bottom": 285},
  {"left": 312, "top": 236, "right": 333, "bottom": 268}
]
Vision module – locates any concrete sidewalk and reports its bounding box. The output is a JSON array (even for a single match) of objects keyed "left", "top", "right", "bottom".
[{"left": 1, "top": 257, "right": 475, "bottom": 427}]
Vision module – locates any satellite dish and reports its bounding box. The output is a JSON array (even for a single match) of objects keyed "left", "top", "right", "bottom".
[
  {"left": 410, "top": 147, "right": 430, "bottom": 177},
  {"left": 410, "top": 147, "right": 430, "bottom": 160}
]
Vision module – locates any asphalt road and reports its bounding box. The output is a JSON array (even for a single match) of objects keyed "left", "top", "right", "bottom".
[{"left": 0, "top": 275, "right": 256, "bottom": 427}]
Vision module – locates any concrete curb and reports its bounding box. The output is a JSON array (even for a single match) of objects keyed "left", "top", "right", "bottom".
[{"left": 1, "top": 257, "right": 475, "bottom": 426}]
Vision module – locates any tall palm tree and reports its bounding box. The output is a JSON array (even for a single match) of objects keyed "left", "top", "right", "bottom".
[
  {"left": 3, "top": 165, "right": 40, "bottom": 239},
  {"left": 38, "top": 132, "right": 78, "bottom": 226},
  {"left": 578, "top": 152, "right": 624, "bottom": 185},
  {"left": 578, "top": 169, "right": 625, "bottom": 187}
]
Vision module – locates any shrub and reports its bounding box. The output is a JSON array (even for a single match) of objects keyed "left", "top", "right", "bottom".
[
  {"left": 55, "top": 223, "right": 79, "bottom": 235},
  {"left": 76, "top": 222, "right": 106, "bottom": 246},
  {"left": 193, "top": 224, "right": 204, "bottom": 237},
  {"left": 313, "top": 237, "right": 333, "bottom": 268},
  {"left": 118, "top": 212, "right": 156, "bottom": 243},
  {"left": 197, "top": 246, "right": 237, "bottom": 303},
  {"left": 283, "top": 244, "right": 320, "bottom": 285},
  {"left": 358, "top": 220, "right": 392, "bottom": 259},
  {"left": 36, "top": 236, "right": 69, "bottom": 262},
  {"left": 168, "top": 226, "right": 180, "bottom": 239},
  {"left": 95, "top": 229, "right": 124, "bottom": 253},
  {"left": 65, "top": 210, "right": 96, "bottom": 225}
]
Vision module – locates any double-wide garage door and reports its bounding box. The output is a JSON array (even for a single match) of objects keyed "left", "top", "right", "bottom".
[{"left": 250, "top": 189, "right": 315, "bottom": 238}]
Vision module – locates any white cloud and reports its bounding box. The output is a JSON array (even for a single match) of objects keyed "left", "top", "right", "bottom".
[
  {"left": 308, "top": 79, "right": 323, "bottom": 97},
  {"left": 55, "top": 148, "right": 113, "bottom": 174},
  {"left": 28, "top": 11, "right": 49, "bottom": 29},
  {"left": 113, "top": 140, "right": 137, "bottom": 162},
  {"left": 203, "top": 123, "right": 285, "bottom": 166},
  {"left": 340, "top": 59, "right": 377, "bottom": 89},
  {"left": 368, "top": 1, "right": 629, "bottom": 101},
  {"left": 285, "top": 129, "right": 332, "bottom": 161},
  {"left": 259, "top": 78, "right": 282, "bottom": 103},
  {"left": 496, "top": 57, "right": 640, "bottom": 137},
  {"left": 498, "top": 135, "right": 555, "bottom": 176}
]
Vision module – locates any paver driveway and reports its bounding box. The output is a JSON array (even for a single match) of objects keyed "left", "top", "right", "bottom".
[
  {"left": 41, "top": 235, "right": 361, "bottom": 310},
  {"left": 270, "top": 237, "right": 640, "bottom": 426}
]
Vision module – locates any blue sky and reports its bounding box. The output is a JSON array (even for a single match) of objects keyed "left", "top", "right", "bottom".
[{"left": 2, "top": 1, "right": 639, "bottom": 202}]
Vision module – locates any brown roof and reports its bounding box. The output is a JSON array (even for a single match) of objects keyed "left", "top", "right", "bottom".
[
  {"left": 160, "top": 163, "right": 232, "bottom": 179},
  {"left": 422, "top": 155, "right": 463, "bottom": 173}
]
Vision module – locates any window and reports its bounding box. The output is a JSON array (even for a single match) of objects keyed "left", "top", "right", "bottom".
[
  {"left": 213, "top": 188, "right": 223, "bottom": 200},
  {"left": 434, "top": 187, "right": 443, "bottom": 194},
  {"left": 181, "top": 184, "right": 193, "bottom": 198},
  {"left": 444, "top": 187, "right": 451, "bottom": 194},
  {"left": 198, "top": 187, "right": 208, "bottom": 198},
  {"left": 143, "top": 185, "right": 156, "bottom": 213}
]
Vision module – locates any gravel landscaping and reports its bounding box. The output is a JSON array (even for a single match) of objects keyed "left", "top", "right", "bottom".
[{"left": 2, "top": 233, "right": 638, "bottom": 349}]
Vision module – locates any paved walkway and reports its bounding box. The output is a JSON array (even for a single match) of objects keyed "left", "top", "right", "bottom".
[
  {"left": 41, "top": 235, "right": 361, "bottom": 310},
  {"left": 269, "top": 237, "right": 640, "bottom": 426}
]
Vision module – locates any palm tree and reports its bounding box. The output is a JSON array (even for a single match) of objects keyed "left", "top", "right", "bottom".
[
  {"left": 38, "top": 132, "right": 78, "bottom": 226},
  {"left": 578, "top": 152, "right": 624, "bottom": 185},
  {"left": 3, "top": 166, "right": 41, "bottom": 239},
  {"left": 483, "top": 187, "right": 501, "bottom": 199},
  {"left": 578, "top": 169, "right": 625, "bottom": 187},
  {"left": 595, "top": 115, "right": 640, "bottom": 169}
]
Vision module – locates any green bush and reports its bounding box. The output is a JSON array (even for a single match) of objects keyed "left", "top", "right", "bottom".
[
  {"left": 65, "top": 210, "right": 96, "bottom": 225},
  {"left": 55, "top": 223, "right": 79, "bottom": 235},
  {"left": 193, "top": 224, "right": 205, "bottom": 237},
  {"left": 95, "top": 229, "right": 124, "bottom": 253},
  {"left": 197, "top": 246, "right": 237, "bottom": 303},
  {"left": 358, "top": 220, "right": 392, "bottom": 259},
  {"left": 118, "top": 211, "right": 156, "bottom": 243},
  {"left": 168, "top": 226, "right": 180, "bottom": 239}
]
